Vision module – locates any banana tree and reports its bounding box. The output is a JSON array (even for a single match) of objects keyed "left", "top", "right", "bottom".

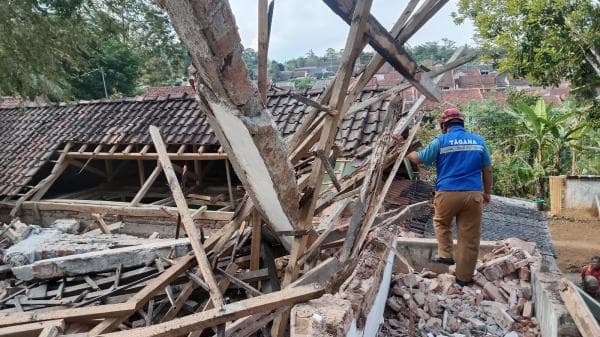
[{"left": 505, "top": 99, "right": 578, "bottom": 197}]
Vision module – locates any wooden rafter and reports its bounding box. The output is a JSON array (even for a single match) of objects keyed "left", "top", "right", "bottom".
[{"left": 149, "top": 126, "right": 225, "bottom": 310}]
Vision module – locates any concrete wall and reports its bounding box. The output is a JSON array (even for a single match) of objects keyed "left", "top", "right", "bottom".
[
  {"left": 346, "top": 243, "right": 396, "bottom": 337},
  {"left": 564, "top": 176, "right": 600, "bottom": 212}
]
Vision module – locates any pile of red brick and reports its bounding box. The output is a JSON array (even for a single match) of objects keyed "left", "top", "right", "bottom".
[{"left": 381, "top": 238, "right": 541, "bottom": 337}]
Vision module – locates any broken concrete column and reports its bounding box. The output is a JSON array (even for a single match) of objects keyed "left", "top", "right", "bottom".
[
  {"left": 3, "top": 226, "right": 174, "bottom": 267},
  {"left": 158, "top": 0, "right": 300, "bottom": 249},
  {"left": 10, "top": 238, "right": 191, "bottom": 281}
]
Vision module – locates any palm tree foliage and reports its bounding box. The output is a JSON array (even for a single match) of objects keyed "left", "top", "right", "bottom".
[{"left": 504, "top": 99, "right": 590, "bottom": 197}]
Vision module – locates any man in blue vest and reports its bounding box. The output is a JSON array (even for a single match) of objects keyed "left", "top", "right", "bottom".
[{"left": 407, "top": 108, "right": 493, "bottom": 286}]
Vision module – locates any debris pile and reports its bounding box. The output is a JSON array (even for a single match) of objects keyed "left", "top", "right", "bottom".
[{"left": 381, "top": 238, "right": 541, "bottom": 337}]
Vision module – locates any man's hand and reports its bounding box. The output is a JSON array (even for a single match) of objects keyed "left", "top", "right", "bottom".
[{"left": 482, "top": 193, "right": 491, "bottom": 204}]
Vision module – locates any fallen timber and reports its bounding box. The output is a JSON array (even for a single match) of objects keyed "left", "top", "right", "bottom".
[{"left": 0, "top": 1, "right": 587, "bottom": 337}]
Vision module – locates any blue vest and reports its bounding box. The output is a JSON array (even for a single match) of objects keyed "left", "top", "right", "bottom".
[{"left": 435, "top": 126, "right": 485, "bottom": 191}]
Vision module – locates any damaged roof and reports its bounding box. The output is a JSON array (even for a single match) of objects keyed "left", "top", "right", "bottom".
[{"left": 0, "top": 87, "right": 394, "bottom": 197}]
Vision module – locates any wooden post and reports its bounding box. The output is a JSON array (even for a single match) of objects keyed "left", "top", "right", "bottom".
[
  {"left": 137, "top": 160, "right": 146, "bottom": 187},
  {"left": 130, "top": 163, "right": 163, "bottom": 207},
  {"left": 224, "top": 160, "right": 236, "bottom": 208},
  {"left": 257, "top": 0, "right": 269, "bottom": 102},
  {"left": 549, "top": 176, "right": 565, "bottom": 215},
  {"left": 149, "top": 126, "right": 224, "bottom": 310},
  {"left": 250, "top": 211, "right": 262, "bottom": 272}
]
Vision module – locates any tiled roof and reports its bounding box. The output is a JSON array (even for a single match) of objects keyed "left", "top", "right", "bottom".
[
  {"left": 481, "top": 90, "right": 508, "bottom": 105},
  {"left": 143, "top": 86, "right": 195, "bottom": 96},
  {"left": 457, "top": 73, "right": 497, "bottom": 89},
  {"left": 0, "top": 88, "right": 394, "bottom": 197}
]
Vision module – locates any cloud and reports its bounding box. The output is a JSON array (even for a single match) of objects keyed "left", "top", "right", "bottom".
[{"left": 229, "top": 0, "right": 475, "bottom": 61}]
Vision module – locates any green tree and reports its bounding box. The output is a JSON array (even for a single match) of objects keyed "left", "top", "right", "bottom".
[
  {"left": 293, "top": 76, "right": 316, "bottom": 90},
  {"left": 269, "top": 61, "right": 284, "bottom": 82},
  {"left": 454, "top": 0, "right": 600, "bottom": 93},
  {"left": 505, "top": 99, "right": 587, "bottom": 197},
  {"left": 242, "top": 48, "right": 258, "bottom": 80},
  {"left": 0, "top": 0, "right": 90, "bottom": 100},
  {"left": 70, "top": 39, "right": 141, "bottom": 99},
  {"left": 0, "top": 0, "right": 189, "bottom": 101},
  {"left": 409, "top": 39, "right": 457, "bottom": 65}
]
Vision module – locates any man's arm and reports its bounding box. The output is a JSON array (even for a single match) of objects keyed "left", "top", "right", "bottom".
[
  {"left": 483, "top": 165, "right": 493, "bottom": 203},
  {"left": 407, "top": 151, "right": 422, "bottom": 165},
  {"left": 481, "top": 141, "right": 493, "bottom": 203},
  {"left": 408, "top": 138, "right": 440, "bottom": 167}
]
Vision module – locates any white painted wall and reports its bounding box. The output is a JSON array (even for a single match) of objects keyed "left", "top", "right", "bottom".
[{"left": 564, "top": 176, "right": 600, "bottom": 211}]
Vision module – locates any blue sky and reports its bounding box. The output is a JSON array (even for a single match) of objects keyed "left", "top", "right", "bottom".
[{"left": 228, "top": 0, "right": 476, "bottom": 62}]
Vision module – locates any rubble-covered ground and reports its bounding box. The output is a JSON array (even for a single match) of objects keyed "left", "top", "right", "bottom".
[{"left": 379, "top": 238, "right": 541, "bottom": 337}]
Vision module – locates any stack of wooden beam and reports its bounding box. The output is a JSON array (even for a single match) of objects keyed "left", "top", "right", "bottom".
[{"left": 0, "top": 0, "right": 481, "bottom": 336}]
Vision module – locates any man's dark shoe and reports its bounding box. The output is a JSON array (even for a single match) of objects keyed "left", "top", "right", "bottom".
[
  {"left": 456, "top": 278, "right": 473, "bottom": 287},
  {"left": 432, "top": 257, "right": 455, "bottom": 265}
]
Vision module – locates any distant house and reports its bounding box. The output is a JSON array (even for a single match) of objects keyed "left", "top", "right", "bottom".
[{"left": 496, "top": 73, "right": 531, "bottom": 89}]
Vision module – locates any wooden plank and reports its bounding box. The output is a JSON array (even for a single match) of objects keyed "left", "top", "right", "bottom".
[
  {"left": 224, "top": 308, "right": 286, "bottom": 337},
  {"left": 91, "top": 213, "right": 111, "bottom": 234},
  {"left": 249, "top": 211, "right": 262, "bottom": 272},
  {"left": 0, "top": 320, "right": 64, "bottom": 337},
  {"left": 38, "top": 326, "right": 60, "bottom": 337},
  {"left": 0, "top": 304, "right": 131, "bottom": 327},
  {"left": 87, "top": 254, "right": 196, "bottom": 335},
  {"left": 322, "top": 0, "right": 442, "bottom": 101},
  {"left": 224, "top": 160, "right": 236, "bottom": 208},
  {"left": 149, "top": 126, "right": 224, "bottom": 310},
  {"left": 257, "top": 0, "right": 269, "bottom": 102},
  {"left": 187, "top": 264, "right": 240, "bottom": 337},
  {"left": 560, "top": 279, "right": 600, "bottom": 337},
  {"left": 64, "top": 152, "right": 228, "bottom": 161},
  {"left": 272, "top": 1, "right": 374, "bottom": 336},
  {"left": 67, "top": 160, "right": 107, "bottom": 178},
  {"left": 98, "top": 285, "right": 324, "bottom": 337},
  {"left": 341, "top": 101, "right": 396, "bottom": 260},
  {"left": 137, "top": 160, "right": 145, "bottom": 187},
  {"left": 298, "top": 199, "right": 350, "bottom": 266},
  {"left": 130, "top": 163, "right": 162, "bottom": 207},
  {"left": 15, "top": 200, "right": 233, "bottom": 221}
]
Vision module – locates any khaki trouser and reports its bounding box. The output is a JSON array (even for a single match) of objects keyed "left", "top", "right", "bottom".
[{"left": 433, "top": 191, "right": 483, "bottom": 282}]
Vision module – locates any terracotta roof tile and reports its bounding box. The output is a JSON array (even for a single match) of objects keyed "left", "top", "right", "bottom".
[{"left": 0, "top": 88, "right": 395, "bottom": 196}]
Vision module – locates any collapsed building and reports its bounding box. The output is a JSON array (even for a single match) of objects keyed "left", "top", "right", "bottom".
[{"left": 0, "top": 1, "right": 598, "bottom": 337}]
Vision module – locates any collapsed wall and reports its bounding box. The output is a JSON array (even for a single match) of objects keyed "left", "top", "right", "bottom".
[{"left": 292, "top": 233, "right": 579, "bottom": 337}]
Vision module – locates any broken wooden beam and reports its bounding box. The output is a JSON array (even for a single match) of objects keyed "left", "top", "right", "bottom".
[
  {"left": 0, "top": 319, "right": 65, "bottom": 337},
  {"left": 559, "top": 279, "right": 600, "bottom": 337},
  {"left": 98, "top": 285, "right": 324, "bottom": 337},
  {"left": 92, "top": 213, "right": 112, "bottom": 234},
  {"left": 149, "top": 126, "right": 224, "bottom": 311},
  {"left": 322, "top": 0, "right": 442, "bottom": 102},
  {"left": 130, "top": 163, "right": 162, "bottom": 207}
]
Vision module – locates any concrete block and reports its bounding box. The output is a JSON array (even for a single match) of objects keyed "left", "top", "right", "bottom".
[
  {"left": 52, "top": 218, "right": 80, "bottom": 234},
  {"left": 11, "top": 238, "right": 191, "bottom": 280},
  {"left": 481, "top": 300, "right": 514, "bottom": 331}
]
